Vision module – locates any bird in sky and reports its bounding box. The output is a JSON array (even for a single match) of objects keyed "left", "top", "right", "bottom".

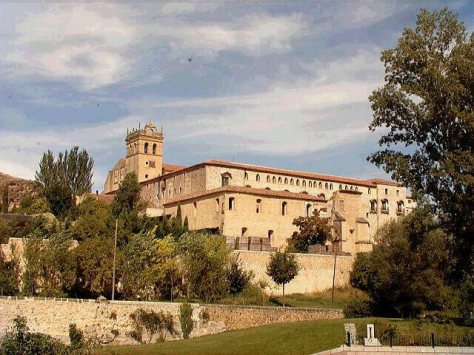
[{"left": 188, "top": 57, "right": 192, "bottom": 62}]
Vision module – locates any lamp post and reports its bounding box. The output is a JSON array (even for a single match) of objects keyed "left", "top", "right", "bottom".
[
  {"left": 331, "top": 237, "right": 339, "bottom": 306},
  {"left": 112, "top": 218, "right": 118, "bottom": 301}
]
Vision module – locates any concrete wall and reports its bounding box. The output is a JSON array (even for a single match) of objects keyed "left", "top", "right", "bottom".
[
  {"left": 236, "top": 250, "right": 353, "bottom": 294},
  {"left": 0, "top": 297, "right": 343, "bottom": 345}
]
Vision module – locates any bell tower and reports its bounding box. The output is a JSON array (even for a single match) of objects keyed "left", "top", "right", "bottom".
[{"left": 125, "top": 122, "right": 164, "bottom": 182}]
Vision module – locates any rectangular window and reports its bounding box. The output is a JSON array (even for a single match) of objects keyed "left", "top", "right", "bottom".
[
  {"left": 149, "top": 161, "right": 156, "bottom": 168},
  {"left": 229, "top": 197, "right": 235, "bottom": 210}
]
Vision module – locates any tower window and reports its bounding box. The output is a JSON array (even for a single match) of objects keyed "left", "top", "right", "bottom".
[
  {"left": 385, "top": 188, "right": 389, "bottom": 195},
  {"left": 145, "top": 174, "right": 148, "bottom": 179},
  {"left": 149, "top": 161, "right": 156, "bottom": 168},
  {"left": 144, "top": 142, "right": 149, "bottom": 154},
  {"left": 256, "top": 199, "right": 262, "bottom": 214},
  {"left": 229, "top": 197, "right": 235, "bottom": 210},
  {"left": 281, "top": 201, "right": 288, "bottom": 216},
  {"left": 153, "top": 143, "right": 157, "bottom": 155}
]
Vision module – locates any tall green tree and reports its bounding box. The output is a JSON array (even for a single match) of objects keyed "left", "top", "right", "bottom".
[
  {"left": 111, "top": 173, "right": 142, "bottom": 217},
  {"left": 266, "top": 250, "right": 299, "bottom": 306},
  {"left": 122, "top": 230, "right": 178, "bottom": 300},
  {"left": 35, "top": 147, "right": 94, "bottom": 217},
  {"left": 350, "top": 208, "right": 452, "bottom": 317},
  {"left": 368, "top": 8, "right": 474, "bottom": 276},
  {"left": 179, "top": 232, "right": 230, "bottom": 302},
  {"left": 288, "top": 211, "right": 333, "bottom": 253}
]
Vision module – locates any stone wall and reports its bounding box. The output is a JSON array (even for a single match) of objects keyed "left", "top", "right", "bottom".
[
  {"left": 236, "top": 250, "right": 353, "bottom": 294},
  {"left": 0, "top": 297, "right": 342, "bottom": 345},
  {"left": 203, "top": 304, "right": 343, "bottom": 331}
]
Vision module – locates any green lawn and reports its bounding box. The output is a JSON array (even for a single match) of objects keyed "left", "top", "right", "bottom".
[
  {"left": 271, "top": 287, "right": 367, "bottom": 309},
  {"left": 94, "top": 318, "right": 472, "bottom": 355}
]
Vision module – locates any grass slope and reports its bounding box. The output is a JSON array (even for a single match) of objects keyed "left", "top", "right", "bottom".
[
  {"left": 96, "top": 317, "right": 472, "bottom": 355},
  {"left": 97, "top": 318, "right": 350, "bottom": 355}
]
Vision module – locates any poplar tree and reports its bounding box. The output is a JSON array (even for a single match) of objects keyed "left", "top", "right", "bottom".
[{"left": 368, "top": 8, "right": 474, "bottom": 275}]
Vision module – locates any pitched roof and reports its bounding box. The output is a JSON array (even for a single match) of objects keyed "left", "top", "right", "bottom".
[
  {"left": 367, "top": 178, "right": 401, "bottom": 187},
  {"left": 163, "top": 185, "right": 326, "bottom": 206},
  {"left": 162, "top": 163, "right": 186, "bottom": 174}
]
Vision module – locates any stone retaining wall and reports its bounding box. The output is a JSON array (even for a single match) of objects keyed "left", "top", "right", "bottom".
[
  {"left": 203, "top": 304, "right": 343, "bottom": 331},
  {"left": 0, "top": 297, "right": 343, "bottom": 345}
]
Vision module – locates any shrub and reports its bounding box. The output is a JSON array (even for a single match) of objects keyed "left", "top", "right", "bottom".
[
  {"left": 130, "top": 308, "right": 175, "bottom": 343},
  {"left": 199, "top": 309, "right": 210, "bottom": 324},
  {"left": 68, "top": 324, "right": 84, "bottom": 349},
  {"left": 343, "top": 298, "right": 372, "bottom": 318},
  {"left": 179, "top": 303, "right": 193, "bottom": 339},
  {"left": 226, "top": 254, "right": 253, "bottom": 295},
  {"left": 0, "top": 316, "right": 70, "bottom": 355}
]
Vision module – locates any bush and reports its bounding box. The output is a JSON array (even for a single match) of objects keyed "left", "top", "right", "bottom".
[
  {"left": 179, "top": 303, "right": 193, "bottom": 339},
  {"left": 0, "top": 316, "right": 70, "bottom": 355},
  {"left": 226, "top": 254, "right": 253, "bottom": 295},
  {"left": 129, "top": 308, "right": 175, "bottom": 343},
  {"left": 68, "top": 324, "right": 84, "bottom": 349},
  {"left": 343, "top": 298, "right": 373, "bottom": 318}
]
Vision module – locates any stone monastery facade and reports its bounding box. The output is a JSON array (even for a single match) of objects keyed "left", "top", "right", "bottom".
[{"left": 104, "top": 122, "right": 416, "bottom": 255}]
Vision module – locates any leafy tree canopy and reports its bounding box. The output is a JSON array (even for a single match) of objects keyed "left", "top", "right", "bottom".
[
  {"left": 350, "top": 207, "right": 452, "bottom": 317},
  {"left": 266, "top": 250, "right": 299, "bottom": 303},
  {"left": 35, "top": 147, "right": 94, "bottom": 217},
  {"left": 368, "top": 8, "right": 474, "bottom": 274},
  {"left": 288, "top": 211, "right": 333, "bottom": 253}
]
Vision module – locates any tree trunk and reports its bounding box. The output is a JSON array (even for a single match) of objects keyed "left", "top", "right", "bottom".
[{"left": 282, "top": 283, "right": 285, "bottom": 307}]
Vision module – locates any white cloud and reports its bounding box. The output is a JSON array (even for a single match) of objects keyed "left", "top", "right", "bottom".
[{"left": 5, "top": 3, "right": 135, "bottom": 89}]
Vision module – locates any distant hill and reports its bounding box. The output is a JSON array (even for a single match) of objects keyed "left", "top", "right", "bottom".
[{"left": 0, "top": 172, "right": 38, "bottom": 212}]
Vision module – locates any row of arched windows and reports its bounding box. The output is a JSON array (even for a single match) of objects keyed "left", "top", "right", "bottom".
[
  {"left": 127, "top": 142, "right": 158, "bottom": 155},
  {"left": 243, "top": 171, "right": 368, "bottom": 193}
]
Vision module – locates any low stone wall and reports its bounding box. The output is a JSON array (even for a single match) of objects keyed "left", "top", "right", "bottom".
[
  {"left": 204, "top": 304, "right": 343, "bottom": 331},
  {"left": 236, "top": 250, "right": 354, "bottom": 294},
  {"left": 0, "top": 297, "right": 343, "bottom": 345}
]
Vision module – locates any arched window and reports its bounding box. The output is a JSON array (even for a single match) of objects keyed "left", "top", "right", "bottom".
[
  {"left": 290, "top": 178, "right": 294, "bottom": 185},
  {"left": 324, "top": 182, "right": 328, "bottom": 189},
  {"left": 370, "top": 199, "right": 377, "bottom": 213},
  {"left": 256, "top": 199, "right": 262, "bottom": 213},
  {"left": 318, "top": 193, "right": 325, "bottom": 199},
  {"left": 350, "top": 186, "right": 354, "bottom": 190},
  {"left": 152, "top": 143, "right": 157, "bottom": 155},
  {"left": 144, "top": 142, "right": 149, "bottom": 154},
  {"left": 345, "top": 185, "right": 348, "bottom": 190},
  {"left": 355, "top": 187, "right": 358, "bottom": 191},
  {"left": 284, "top": 178, "right": 288, "bottom": 184},
  {"left": 222, "top": 172, "right": 232, "bottom": 187},
  {"left": 339, "top": 184, "right": 343, "bottom": 190},
  {"left": 309, "top": 181, "right": 313, "bottom": 188},
  {"left": 229, "top": 197, "right": 235, "bottom": 210},
  {"left": 306, "top": 203, "right": 312, "bottom": 217},
  {"left": 330, "top": 184, "right": 333, "bottom": 190},
  {"left": 397, "top": 200, "right": 404, "bottom": 214},
  {"left": 256, "top": 174, "right": 260, "bottom": 182},
  {"left": 296, "top": 179, "right": 300, "bottom": 186},
  {"left": 273, "top": 176, "right": 276, "bottom": 183},
  {"left": 267, "top": 175, "right": 271, "bottom": 183},
  {"left": 281, "top": 201, "right": 288, "bottom": 216},
  {"left": 268, "top": 230, "right": 273, "bottom": 242},
  {"left": 278, "top": 177, "right": 282, "bottom": 183},
  {"left": 368, "top": 188, "right": 371, "bottom": 194},
  {"left": 381, "top": 199, "right": 389, "bottom": 212},
  {"left": 302, "top": 180, "right": 306, "bottom": 187}
]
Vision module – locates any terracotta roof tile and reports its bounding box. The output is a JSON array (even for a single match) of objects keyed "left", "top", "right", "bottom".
[
  {"left": 163, "top": 185, "right": 326, "bottom": 206},
  {"left": 162, "top": 163, "right": 186, "bottom": 173}
]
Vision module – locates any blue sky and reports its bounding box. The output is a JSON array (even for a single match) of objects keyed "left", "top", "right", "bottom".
[{"left": 1, "top": 1, "right": 473, "bottom": 191}]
